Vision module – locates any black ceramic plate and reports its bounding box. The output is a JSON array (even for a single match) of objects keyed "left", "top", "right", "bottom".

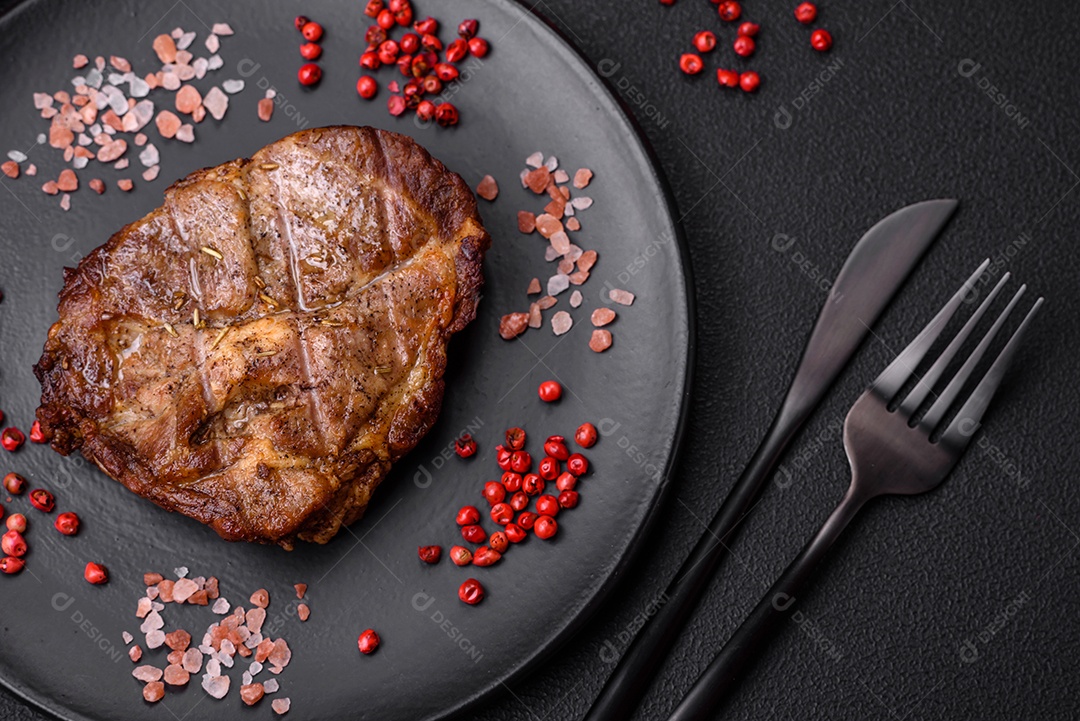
[{"left": 0, "top": 1, "right": 692, "bottom": 719}]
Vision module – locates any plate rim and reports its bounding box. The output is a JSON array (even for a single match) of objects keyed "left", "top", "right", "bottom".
[{"left": 0, "top": 0, "right": 697, "bottom": 719}]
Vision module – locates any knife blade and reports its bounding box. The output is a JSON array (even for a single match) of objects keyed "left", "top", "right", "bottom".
[{"left": 582, "top": 199, "right": 959, "bottom": 721}]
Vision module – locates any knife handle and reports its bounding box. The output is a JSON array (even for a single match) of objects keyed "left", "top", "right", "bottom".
[
  {"left": 665, "top": 485, "right": 867, "bottom": 721},
  {"left": 583, "top": 410, "right": 803, "bottom": 721}
]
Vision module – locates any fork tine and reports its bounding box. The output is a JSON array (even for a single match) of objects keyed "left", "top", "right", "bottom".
[
  {"left": 898, "top": 272, "right": 1011, "bottom": 416},
  {"left": 922, "top": 284, "right": 1027, "bottom": 429},
  {"left": 936, "top": 297, "right": 1043, "bottom": 449},
  {"left": 872, "top": 259, "right": 990, "bottom": 399}
]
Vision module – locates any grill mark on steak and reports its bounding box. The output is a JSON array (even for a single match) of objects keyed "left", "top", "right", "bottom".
[
  {"left": 268, "top": 171, "right": 330, "bottom": 453},
  {"left": 34, "top": 126, "right": 491, "bottom": 548}
]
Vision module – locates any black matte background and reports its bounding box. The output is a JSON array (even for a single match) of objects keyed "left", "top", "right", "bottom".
[{"left": 3, "top": 1, "right": 1079, "bottom": 720}]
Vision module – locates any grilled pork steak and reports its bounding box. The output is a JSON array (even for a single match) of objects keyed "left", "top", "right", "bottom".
[{"left": 34, "top": 126, "right": 490, "bottom": 548}]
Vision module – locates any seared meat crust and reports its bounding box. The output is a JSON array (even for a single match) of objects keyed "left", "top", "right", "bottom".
[{"left": 34, "top": 126, "right": 490, "bottom": 547}]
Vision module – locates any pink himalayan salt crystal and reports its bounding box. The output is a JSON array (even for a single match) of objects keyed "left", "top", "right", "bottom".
[
  {"left": 182, "top": 648, "right": 203, "bottom": 673},
  {"left": 164, "top": 664, "right": 190, "bottom": 686},
  {"left": 257, "top": 97, "right": 274, "bottom": 122},
  {"left": 267, "top": 639, "right": 291, "bottom": 668},
  {"left": 203, "top": 86, "right": 229, "bottom": 120},
  {"left": 551, "top": 311, "right": 573, "bottom": 336},
  {"left": 201, "top": 673, "right": 230, "bottom": 699},
  {"left": 132, "top": 665, "right": 163, "bottom": 682},
  {"left": 143, "top": 681, "right": 165, "bottom": 703}
]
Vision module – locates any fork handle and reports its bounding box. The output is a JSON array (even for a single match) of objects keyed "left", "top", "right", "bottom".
[{"left": 666, "top": 484, "right": 871, "bottom": 721}]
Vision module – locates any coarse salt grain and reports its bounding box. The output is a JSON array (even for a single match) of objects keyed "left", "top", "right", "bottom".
[
  {"left": 524, "top": 167, "right": 551, "bottom": 194},
  {"left": 550, "top": 231, "right": 571, "bottom": 256},
  {"left": 153, "top": 35, "right": 178, "bottom": 64},
  {"left": 143, "top": 681, "right": 165, "bottom": 703},
  {"left": 139, "top": 144, "right": 159, "bottom": 166},
  {"left": 518, "top": 211, "right": 536, "bottom": 234},
  {"left": 609, "top": 289, "right": 635, "bottom": 306},
  {"left": 257, "top": 98, "right": 274, "bottom": 122},
  {"left": 547, "top": 274, "right": 570, "bottom": 296},
  {"left": 133, "top": 665, "right": 163, "bottom": 682},
  {"left": 201, "top": 673, "right": 230, "bottom": 699},
  {"left": 570, "top": 290, "right": 583, "bottom": 308},
  {"left": 173, "top": 577, "right": 199, "bottom": 602},
  {"left": 551, "top": 311, "right": 573, "bottom": 335},
  {"left": 146, "top": 629, "right": 165, "bottom": 648},
  {"left": 569, "top": 270, "right": 589, "bottom": 285},
  {"left": 589, "top": 329, "right": 613, "bottom": 352},
  {"left": 161, "top": 73, "right": 181, "bottom": 91},
  {"left": 165, "top": 629, "right": 192, "bottom": 651},
  {"left": 268, "top": 639, "right": 291, "bottom": 668},
  {"left": 164, "top": 664, "right": 190, "bottom": 686},
  {"left": 535, "top": 213, "right": 562, "bottom": 238},
  {"left": 476, "top": 174, "right": 498, "bottom": 201},
  {"left": 246, "top": 607, "right": 267, "bottom": 634},
  {"left": 136, "top": 598, "right": 152, "bottom": 618},
  {"left": 203, "top": 86, "right": 229, "bottom": 120},
  {"left": 183, "top": 648, "right": 203, "bottom": 673},
  {"left": 592, "top": 308, "right": 616, "bottom": 326},
  {"left": 249, "top": 589, "right": 270, "bottom": 608},
  {"left": 140, "top": 611, "right": 164, "bottom": 633}
]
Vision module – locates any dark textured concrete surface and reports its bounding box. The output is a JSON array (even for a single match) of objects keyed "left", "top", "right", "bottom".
[{"left": 3, "top": 1, "right": 1078, "bottom": 720}]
